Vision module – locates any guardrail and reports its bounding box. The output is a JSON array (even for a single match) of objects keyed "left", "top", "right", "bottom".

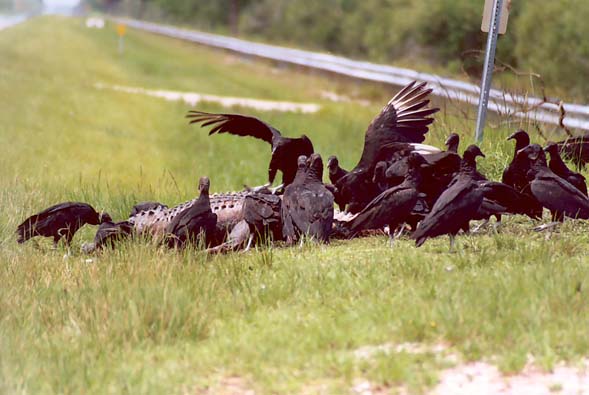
[
  {"left": 0, "top": 14, "right": 27, "bottom": 30},
  {"left": 119, "top": 18, "right": 589, "bottom": 131}
]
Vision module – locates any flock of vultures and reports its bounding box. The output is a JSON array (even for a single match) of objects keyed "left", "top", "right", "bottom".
[{"left": 15, "top": 81, "right": 589, "bottom": 254}]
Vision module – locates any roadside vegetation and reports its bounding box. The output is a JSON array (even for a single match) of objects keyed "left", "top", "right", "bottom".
[
  {"left": 1, "top": 17, "right": 589, "bottom": 395},
  {"left": 92, "top": 0, "right": 589, "bottom": 102}
]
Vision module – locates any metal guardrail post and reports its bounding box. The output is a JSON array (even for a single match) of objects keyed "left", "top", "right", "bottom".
[{"left": 475, "top": 0, "right": 503, "bottom": 143}]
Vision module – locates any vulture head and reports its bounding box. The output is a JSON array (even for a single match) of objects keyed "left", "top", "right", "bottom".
[
  {"left": 518, "top": 144, "right": 546, "bottom": 164},
  {"left": 327, "top": 155, "right": 339, "bottom": 175},
  {"left": 444, "top": 133, "right": 460, "bottom": 153},
  {"left": 507, "top": 129, "right": 530, "bottom": 152},
  {"left": 198, "top": 176, "right": 211, "bottom": 194},
  {"left": 463, "top": 145, "right": 486, "bottom": 161},
  {"left": 99, "top": 212, "right": 113, "bottom": 224},
  {"left": 306, "top": 153, "right": 324, "bottom": 180}
]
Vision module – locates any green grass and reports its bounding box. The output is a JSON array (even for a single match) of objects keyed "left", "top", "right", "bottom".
[{"left": 1, "top": 16, "right": 589, "bottom": 395}]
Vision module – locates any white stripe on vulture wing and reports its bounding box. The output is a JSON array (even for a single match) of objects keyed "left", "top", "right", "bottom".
[{"left": 409, "top": 143, "right": 442, "bottom": 154}]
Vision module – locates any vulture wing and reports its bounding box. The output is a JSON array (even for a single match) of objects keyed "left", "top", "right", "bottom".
[
  {"left": 16, "top": 202, "right": 98, "bottom": 243},
  {"left": 187, "top": 111, "right": 281, "bottom": 144},
  {"left": 354, "top": 81, "right": 439, "bottom": 172}
]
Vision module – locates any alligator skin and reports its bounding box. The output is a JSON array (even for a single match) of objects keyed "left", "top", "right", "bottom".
[
  {"left": 80, "top": 189, "right": 356, "bottom": 254},
  {"left": 128, "top": 191, "right": 249, "bottom": 238}
]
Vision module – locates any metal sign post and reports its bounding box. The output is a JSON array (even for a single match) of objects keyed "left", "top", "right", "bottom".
[
  {"left": 117, "top": 23, "right": 126, "bottom": 54},
  {"left": 475, "top": 0, "right": 504, "bottom": 143}
]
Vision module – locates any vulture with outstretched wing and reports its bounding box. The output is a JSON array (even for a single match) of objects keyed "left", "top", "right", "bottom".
[
  {"left": 334, "top": 81, "right": 439, "bottom": 213},
  {"left": 187, "top": 111, "right": 313, "bottom": 188}
]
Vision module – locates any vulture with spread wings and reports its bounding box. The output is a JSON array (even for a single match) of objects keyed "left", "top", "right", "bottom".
[
  {"left": 187, "top": 111, "right": 313, "bottom": 189},
  {"left": 334, "top": 81, "right": 439, "bottom": 213}
]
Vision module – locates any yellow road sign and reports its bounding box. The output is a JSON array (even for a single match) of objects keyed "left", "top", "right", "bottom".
[{"left": 117, "top": 23, "right": 126, "bottom": 37}]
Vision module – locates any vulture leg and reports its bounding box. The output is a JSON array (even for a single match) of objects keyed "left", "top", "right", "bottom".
[
  {"left": 268, "top": 158, "right": 280, "bottom": 185},
  {"left": 52, "top": 235, "right": 60, "bottom": 249},
  {"left": 244, "top": 233, "right": 254, "bottom": 252},
  {"left": 388, "top": 228, "right": 396, "bottom": 248},
  {"left": 449, "top": 234, "right": 456, "bottom": 253},
  {"left": 394, "top": 225, "right": 406, "bottom": 239}
]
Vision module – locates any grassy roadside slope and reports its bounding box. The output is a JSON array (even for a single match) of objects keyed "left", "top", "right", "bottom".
[{"left": 1, "top": 16, "right": 589, "bottom": 395}]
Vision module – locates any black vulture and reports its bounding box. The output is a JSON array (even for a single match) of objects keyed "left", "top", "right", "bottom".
[
  {"left": 187, "top": 110, "right": 314, "bottom": 188},
  {"left": 556, "top": 133, "right": 589, "bottom": 169},
  {"left": 544, "top": 142, "right": 587, "bottom": 196},
  {"left": 452, "top": 145, "right": 530, "bottom": 227},
  {"left": 165, "top": 177, "right": 218, "bottom": 248},
  {"left": 501, "top": 129, "right": 544, "bottom": 219},
  {"left": 520, "top": 144, "right": 589, "bottom": 221},
  {"left": 334, "top": 81, "right": 439, "bottom": 213},
  {"left": 372, "top": 161, "right": 390, "bottom": 192},
  {"left": 17, "top": 202, "right": 111, "bottom": 247},
  {"left": 327, "top": 155, "right": 348, "bottom": 185},
  {"left": 242, "top": 193, "right": 283, "bottom": 244},
  {"left": 477, "top": 181, "right": 541, "bottom": 221},
  {"left": 282, "top": 154, "right": 334, "bottom": 244},
  {"left": 340, "top": 152, "right": 426, "bottom": 245},
  {"left": 130, "top": 201, "right": 168, "bottom": 217},
  {"left": 412, "top": 146, "right": 485, "bottom": 251},
  {"left": 327, "top": 155, "right": 349, "bottom": 211},
  {"left": 502, "top": 129, "right": 531, "bottom": 192},
  {"left": 207, "top": 193, "right": 282, "bottom": 254}
]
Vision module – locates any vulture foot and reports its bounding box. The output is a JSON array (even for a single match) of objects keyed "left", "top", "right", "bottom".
[
  {"left": 449, "top": 234, "right": 456, "bottom": 253},
  {"left": 244, "top": 233, "right": 254, "bottom": 252}
]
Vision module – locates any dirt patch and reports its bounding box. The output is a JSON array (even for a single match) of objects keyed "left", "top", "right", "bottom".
[
  {"left": 352, "top": 343, "right": 589, "bottom": 395},
  {"left": 95, "top": 83, "right": 321, "bottom": 113},
  {"left": 434, "top": 359, "right": 589, "bottom": 395},
  {"left": 197, "top": 376, "right": 255, "bottom": 395},
  {"left": 353, "top": 342, "right": 450, "bottom": 360}
]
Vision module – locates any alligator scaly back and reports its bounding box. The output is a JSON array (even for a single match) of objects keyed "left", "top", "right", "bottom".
[{"left": 128, "top": 190, "right": 251, "bottom": 238}]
